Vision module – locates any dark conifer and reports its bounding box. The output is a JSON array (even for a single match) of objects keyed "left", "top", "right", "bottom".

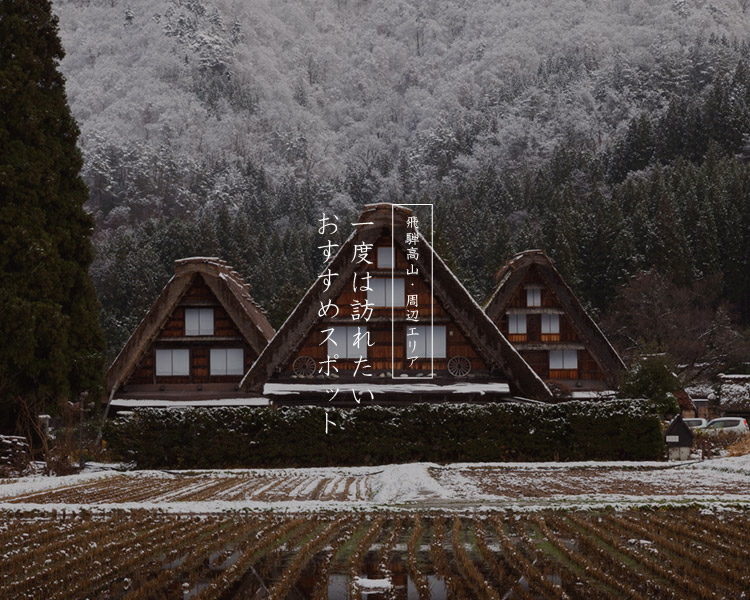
[{"left": 0, "top": 0, "right": 105, "bottom": 432}]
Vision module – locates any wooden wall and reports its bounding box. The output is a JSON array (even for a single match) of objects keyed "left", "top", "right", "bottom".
[
  {"left": 290, "top": 322, "right": 487, "bottom": 374},
  {"left": 519, "top": 348, "right": 603, "bottom": 382},
  {"left": 499, "top": 313, "right": 579, "bottom": 344},
  {"left": 125, "top": 275, "right": 257, "bottom": 387},
  {"left": 498, "top": 265, "right": 608, "bottom": 384},
  {"left": 158, "top": 305, "right": 240, "bottom": 339},
  {"left": 285, "top": 237, "right": 489, "bottom": 377}
]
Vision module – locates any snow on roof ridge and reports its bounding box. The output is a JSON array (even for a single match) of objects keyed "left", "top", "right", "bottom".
[
  {"left": 175, "top": 256, "right": 225, "bottom": 264},
  {"left": 492, "top": 249, "right": 549, "bottom": 281},
  {"left": 174, "top": 256, "right": 234, "bottom": 276},
  {"left": 240, "top": 226, "right": 360, "bottom": 389},
  {"left": 362, "top": 202, "right": 414, "bottom": 215},
  {"left": 218, "top": 271, "right": 265, "bottom": 314},
  {"left": 110, "top": 398, "right": 270, "bottom": 407},
  {"left": 506, "top": 249, "right": 549, "bottom": 269},
  {"left": 107, "top": 274, "right": 177, "bottom": 372}
]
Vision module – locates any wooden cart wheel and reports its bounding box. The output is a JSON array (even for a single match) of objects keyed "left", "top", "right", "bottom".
[
  {"left": 292, "top": 355, "right": 317, "bottom": 377},
  {"left": 447, "top": 356, "right": 471, "bottom": 377}
]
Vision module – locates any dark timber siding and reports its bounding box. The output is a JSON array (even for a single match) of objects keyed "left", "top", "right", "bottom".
[
  {"left": 284, "top": 237, "right": 490, "bottom": 376},
  {"left": 126, "top": 277, "right": 258, "bottom": 387}
]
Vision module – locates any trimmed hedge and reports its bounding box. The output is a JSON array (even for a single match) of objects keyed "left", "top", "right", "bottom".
[{"left": 104, "top": 400, "right": 665, "bottom": 468}]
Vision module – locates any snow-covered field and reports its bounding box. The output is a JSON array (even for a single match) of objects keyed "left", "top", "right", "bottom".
[
  {"left": 2, "top": 457, "right": 750, "bottom": 513},
  {"left": 3, "top": 460, "right": 750, "bottom": 598}
]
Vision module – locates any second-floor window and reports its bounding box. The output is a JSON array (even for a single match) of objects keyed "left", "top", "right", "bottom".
[
  {"left": 155, "top": 349, "right": 190, "bottom": 376},
  {"left": 406, "top": 325, "right": 447, "bottom": 359},
  {"left": 549, "top": 349, "right": 578, "bottom": 372},
  {"left": 508, "top": 314, "right": 527, "bottom": 341},
  {"left": 541, "top": 314, "right": 560, "bottom": 341},
  {"left": 368, "top": 277, "right": 405, "bottom": 307},
  {"left": 185, "top": 308, "right": 214, "bottom": 336},
  {"left": 210, "top": 348, "right": 244, "bottom": 376},
  {"left": 327, "top": 326, "right": 369, "bottom": 359}
]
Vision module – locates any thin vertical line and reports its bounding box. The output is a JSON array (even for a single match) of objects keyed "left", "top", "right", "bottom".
[
  {"left": 391, "top": 204, "right": 405, "bottom": 379},
  {"left": 430, "top": 203, "right": 434, "bottom": 378}
]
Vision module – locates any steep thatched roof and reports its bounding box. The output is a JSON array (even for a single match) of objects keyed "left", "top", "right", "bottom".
[
  {"left": 105, "top": 257, "right": 274, "bottom": 393},
  {"left": 484, "top": 250, "right": 625, "bottom": 384},
  {"left": 241, "top": 204, "right": 552, "bottom": 401}
]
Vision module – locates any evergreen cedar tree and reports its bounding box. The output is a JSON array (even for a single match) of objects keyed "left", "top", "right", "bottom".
[{"left": 0, "top": 0, "right": 105, "bottom": 432}]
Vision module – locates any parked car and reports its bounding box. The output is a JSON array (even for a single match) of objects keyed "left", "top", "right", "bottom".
[
  {"left": 703, "top": 417, "right": 750, "bottom": 435},
  {"left": 683, "top": 418, "right": 707, "bottom": 429}
]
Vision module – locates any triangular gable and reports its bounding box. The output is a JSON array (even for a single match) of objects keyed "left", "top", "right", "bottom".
[
  {"left": 675, "top": 390, "right": 696, "bottom": 414},
  {"left": 105, "top": 257, "right": 274, "bottom": 393},
  {"left": 241, "top": 204, "right": 552, "bottom": 401},
  {"left": 484, "top": 250, "right": 625, "bottom": 385}
]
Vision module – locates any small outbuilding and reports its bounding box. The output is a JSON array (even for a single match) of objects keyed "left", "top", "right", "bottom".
[{"left": 664, "top": 415, "right": 693, "bottom": 461}]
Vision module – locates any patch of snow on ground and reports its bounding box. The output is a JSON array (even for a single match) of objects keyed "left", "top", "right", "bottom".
[
  {"left": 334, "top": 476, "right": 348, "bottom": 497},
  {"left": 0, "top": 470, "right": 117, "bottom": 500},
  {"left": 431, "top": 466, "right": 488, "bottom": 499},
  {"left": 354, "top": 576, "right": 392, "bottom": 590},
  {"left": 370, "top": 463, "right": 452, "bottom": 502},
  {"left": 323, "top": 476, "right": 341, "bottom": 497},
  {"left": 4, "top": 458, "right": 750, "bottom": 512},
  {"left": 296, "top": 477, "right": 324, "bottom": 498},
  {"left": 437, "top": 461, "right": 673, "bottom": 469},
  {"left": 690, "top": 454, "right": 750, "bottom": 474},
  {"left": 151, "top": 479, "right": 217, "bottom": 503}
]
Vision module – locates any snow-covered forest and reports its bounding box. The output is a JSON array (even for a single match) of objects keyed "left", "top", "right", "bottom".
[{"left": 53, "top": 0, "right": 750, "bottom": 374}]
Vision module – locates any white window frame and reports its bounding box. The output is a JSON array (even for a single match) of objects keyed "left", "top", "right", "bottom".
[
  {"left": 327, "top": 326, "right": 369, "bottom": 359},
  {"left": 509, "top": 314, "right": 527, "bottom": 335},
  {"left": 541, "top": 314, "right": 560, "bottom": 334},
  {"left": 367, "top": 277, "right": 405, "bottom": 307},
  {"left": 549, "top": 349, "right": 578, "bottom": 371},
  {"left": 210, "top": 348, "right": 244, "bottom": 376},
  {"left": 526, "top": 287, "right": 542, "bottom": 307},
  {"left": 155, "top": 349, "right": 190, "bottom": 376},
  {"left": 185, "top": 308, "right": 214, "bottom": 336},
  {"left": 377, "top": 247, "right": 394, "bottom": 268},
  {"left": 407, "top": 325, "right": 447, "bottom": 359}
]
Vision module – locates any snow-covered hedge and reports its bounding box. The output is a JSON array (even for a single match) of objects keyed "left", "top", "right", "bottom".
[{"left": 103, "top": 400, "right": 664, "bottom": 468}]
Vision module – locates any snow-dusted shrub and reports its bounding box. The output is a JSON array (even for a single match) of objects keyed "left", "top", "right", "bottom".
[
  {"left": 103, "top": 400, "right": 664, "bottom": 468},
  {"left": 715, "top": 383, "right": 750, "bottom": 412}
]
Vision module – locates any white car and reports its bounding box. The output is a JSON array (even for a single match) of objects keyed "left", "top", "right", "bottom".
[
  {"left": 703, "top": 417, "right": 750, "bottom": 435},
  {"left": 683, "top": 418, "right": 707, "bottom": 429}
]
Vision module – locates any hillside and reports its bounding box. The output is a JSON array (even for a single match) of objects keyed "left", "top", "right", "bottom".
[
  {"left": 55, "top": 0, "right": 749, "bottom": 225},
  {"left": 52, "top": 1, "right": 750, "bottom": 372}
]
